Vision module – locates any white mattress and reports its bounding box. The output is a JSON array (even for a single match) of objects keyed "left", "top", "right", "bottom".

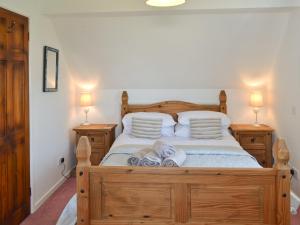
[{"left": 101, "top": 133, "right": 261, "bottom": 168}]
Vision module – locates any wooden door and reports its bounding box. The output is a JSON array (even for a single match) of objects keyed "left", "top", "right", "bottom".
[{"left": 0, "top": 7, "right": 30, "bottom": 225}]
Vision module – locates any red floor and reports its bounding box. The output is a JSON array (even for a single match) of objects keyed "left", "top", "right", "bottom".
[
  {"left": 20, "top": 176, "right": 300, "bottom": 225},
  {"left": 21, "top": 177, "right": 76, "bottom": 225},
  {"left": 293, "top": 208, "right": 300, "bottom": 225}
]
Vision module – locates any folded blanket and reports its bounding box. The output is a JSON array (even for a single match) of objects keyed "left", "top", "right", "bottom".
[
  {"left": 127, "top": 148, "right": 152, "bottom": 166},
  {"left": 140, "top": 151, "right": 162, "bottom": 167},
  {"left": 153, "top": 141, "right": 176, "bottom": 159},
  {"left": 162, "top": 149, "right": 187, "bottom": 167}
]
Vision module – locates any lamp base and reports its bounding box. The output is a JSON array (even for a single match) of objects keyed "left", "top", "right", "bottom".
[
  {"left": 253, "top": 108, "right": 261, "bottom": 127},
  {"left": 82, "top": 108, "right": 91, "bottom": 126}
]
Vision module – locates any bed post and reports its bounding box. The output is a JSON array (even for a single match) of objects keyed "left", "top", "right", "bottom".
[
  {"left": 121, "top": 91, "right": 128, "bottom": 118},
  {"left": 76, "top": 136, "right": 91, "bottom": 225},
  {"left": 219, "top": 90, "right": 227, "bottom": 114},
  {"left": 273, "top": 139, "right": 291, "bottom": 225}
]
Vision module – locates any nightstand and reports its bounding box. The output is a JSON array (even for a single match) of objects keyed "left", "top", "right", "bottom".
[
  {"left": 73, "top": 124, "right": 117, "bottom": 165},
  {"left": 230, "top": 124, "right": 274, "bottom": 168}
]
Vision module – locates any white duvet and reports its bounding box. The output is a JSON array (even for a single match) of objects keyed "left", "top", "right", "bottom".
[
  {"left": 57, "top": 133, "right": 261, "bottom": 225},
  {"left": 101, "top": 133, "right": 261, "bottom": 168}
]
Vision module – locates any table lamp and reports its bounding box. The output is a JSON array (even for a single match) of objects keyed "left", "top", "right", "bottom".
[
  {"left": 80, "top": 92, "right": 93, "bottom": 125},
  {"left": 250, "top": 92, "right": 264, "bottom": 126}
]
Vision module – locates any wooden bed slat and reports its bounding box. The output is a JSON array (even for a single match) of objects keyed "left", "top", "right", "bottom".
[{"left": 121, "top": 90, "right": 227, "bottom": 121}]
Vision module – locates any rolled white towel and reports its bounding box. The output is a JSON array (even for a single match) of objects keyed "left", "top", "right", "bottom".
[
  {"left": 153, "top": 140, "right": 176, "bottom": 159},
  {"left": 162, "top": 149, "right": 186, "bottom": 167},
  {"left": 127, "top": 148, "right": 152, "bottom": 166},
  {"left": 140, "top": 151, "right": 162, "bottom": 167}
]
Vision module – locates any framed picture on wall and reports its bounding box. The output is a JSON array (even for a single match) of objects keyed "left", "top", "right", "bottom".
[{"left": 43, "top": 46, "right": 59, "bottom": 92}]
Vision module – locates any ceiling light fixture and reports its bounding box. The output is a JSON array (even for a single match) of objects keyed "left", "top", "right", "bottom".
[{"left": 146, "top": 0, "right": 186, "bottom": 7}]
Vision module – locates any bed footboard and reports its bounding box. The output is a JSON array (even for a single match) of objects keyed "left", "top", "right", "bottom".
[{"left": 76, "top": 137, "right": 291, "bottom": 225}]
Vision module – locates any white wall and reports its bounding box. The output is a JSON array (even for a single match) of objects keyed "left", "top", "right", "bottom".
[
  {"left": 0, "top": 0, "right": 77, "bottom": 212},
  {"left": 52, "top": 10, "right": 289, "bottom": 89},
  {"left": 270, "top": 8, "right": 300, "bottom": 196},
  {"left": 52, "top": 9, "right": 290, "bottom": 133}
]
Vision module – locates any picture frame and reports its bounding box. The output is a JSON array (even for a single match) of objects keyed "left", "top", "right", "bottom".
[{"left": 43, "top": 46, "right": 59, "bottom": 92}]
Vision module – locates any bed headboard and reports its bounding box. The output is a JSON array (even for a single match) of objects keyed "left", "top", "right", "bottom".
[{"left": 121, "top": 90, "right": 227, "bottom": 121}]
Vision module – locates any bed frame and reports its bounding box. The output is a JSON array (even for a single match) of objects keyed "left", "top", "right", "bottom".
[{"left": 76, "top": 90, "right": 291, "bottom": 225}]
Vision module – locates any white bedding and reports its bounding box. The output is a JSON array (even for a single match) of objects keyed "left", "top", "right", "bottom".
[{"left": 101, "top": 133, "right": 261, "bottom": 168}]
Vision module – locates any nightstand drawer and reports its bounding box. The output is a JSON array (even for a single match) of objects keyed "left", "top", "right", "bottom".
[
  {"left": 230, "top": 124, "right": 273, "bottom": 168},
  {"left": 91, "top": 147, "right": 105, "bottom": 165},
  {"left": 88, "top": 133, "right": 105, "bottom": 147},
  {"left": 90, "top": 152, "right": 103, "bottom": 165},
  {"left": 247, "top": 150, "right": 266, "bottom": 167},
  {"left": 74, "top": 124, "right": 117, "bottom": 166},
  {"left": 239, "top": 134, "right": 266, "bottom": 150},
  {"left": 91, "top": 146, "right": 105, "bottom": 153}
]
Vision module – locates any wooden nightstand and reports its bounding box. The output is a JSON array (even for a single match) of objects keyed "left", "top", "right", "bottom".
[
  {"left": 230, "top": 124, "right": 274, "bottom": 168},
  {"left": 73, "top": 124, "right": 117, "bottom": 165}
]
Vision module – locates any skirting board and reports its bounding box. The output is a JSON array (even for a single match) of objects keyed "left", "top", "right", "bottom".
[{"left": 31, "top": 167, "right": 75, "bottom": 213}]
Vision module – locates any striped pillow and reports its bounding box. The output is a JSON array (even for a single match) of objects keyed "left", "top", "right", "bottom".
[
  {"left": 190, "top": 118, "right": 223, "bottom": 139},
  {"left": 131, "top": 117, "right": 162, "bottom": 139}
]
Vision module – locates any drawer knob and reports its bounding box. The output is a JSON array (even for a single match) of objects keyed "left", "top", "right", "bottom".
[
  {"left": 91, "top": 137, "right": 94, "bottom": 142},
  {"left": 251, "top": 137, "right": 255, "bottom": 143}
]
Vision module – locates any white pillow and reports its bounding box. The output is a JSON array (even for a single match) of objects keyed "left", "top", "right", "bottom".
[
  {"left": 161, "top": 126, "right": 175, "bottom": 137},
  {"left": 177, "top": 111, "right": 231, "bottom": 128},
  {"left": 131, "top": 117, "right": 162, "bottom": 139},
  {"left": 124, "top": 125, "right": 175, "bottom": 137},
  {"left": 123, "top": 112, "right": 176, "bottom": 136},
  {"left": 175, "top": 124, "right": 231, "bottom": 138},
  {"left": 175, "top": 124, "right": 190, "bottom": 138},
  {"left": 190, "top": 118, "right": 222, "bottom": 139}
]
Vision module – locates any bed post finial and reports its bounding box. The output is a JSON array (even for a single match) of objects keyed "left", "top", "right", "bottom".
[
  {"left": 76, "top": 136, "right": 91, "bottom": 167},
  {"left": 219, "top": 90, "right": 227, "bottom": 114},
  {"left": 121, "top": 91, "right": 128, "bottom": 118},
  {"left": 273, "top": 139, "right": 290, "bottom": 170},
  {"left": 76, "top": 136, "right": 91, "bottom": 225},
  {"left": 273, "top": 139, "right": 291, "bottom": 225}
]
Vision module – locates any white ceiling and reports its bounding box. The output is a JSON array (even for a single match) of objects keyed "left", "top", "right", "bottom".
[{"left": 44, "top": 0, "right": 300, "bottom": 15}]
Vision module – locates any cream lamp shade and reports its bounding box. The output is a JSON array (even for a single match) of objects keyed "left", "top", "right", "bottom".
[
  {"left": 250, "top": 92, "right": 264, "bottom": 126},
  {"left": 250, "top": 92, "right": 264, "bottom": 108},
  {"left": 80, "top": 92, "right": 93, "bottom": 107},
  {"left": 146, "top": 0, "right": 186, "bottom": 7},
  {"left": 80, "top": 92, "right": 93, "bottom": 125}
]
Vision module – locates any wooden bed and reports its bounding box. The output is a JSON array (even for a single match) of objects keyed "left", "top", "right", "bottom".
[{"left": 76, "top": 90, "right": 291, "bottom": 225}]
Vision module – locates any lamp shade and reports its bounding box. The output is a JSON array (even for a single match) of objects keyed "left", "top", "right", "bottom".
[
  {"left": 80, "top": 92, "right": 93, "bottom": 107},
  {"left": 250, "top": 92, "right": 264, "bottom": 108},
  {"left": 146, "top": 0, "right": 186, "bottom": 7}
]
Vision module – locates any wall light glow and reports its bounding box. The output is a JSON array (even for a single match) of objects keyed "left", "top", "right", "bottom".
[
  {"left": 77, "top": 82, "right": 97, "bottom": 92},
  {"left": 241, "top": 72, "right": 273, "bottom": 91}
]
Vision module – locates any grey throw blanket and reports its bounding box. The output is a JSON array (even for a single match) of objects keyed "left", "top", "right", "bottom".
[
  {"left": 162, "top": 149, "right": 186, "bottom": 167},
  {"left": 140, "top": 151, "right": 162, "bottom": 167},
  {"left": 127, "top": 148, "right": 152, "bottom": 166},
  {"left": 153, "top": 140, "right": 176, "bottom": 159}
]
